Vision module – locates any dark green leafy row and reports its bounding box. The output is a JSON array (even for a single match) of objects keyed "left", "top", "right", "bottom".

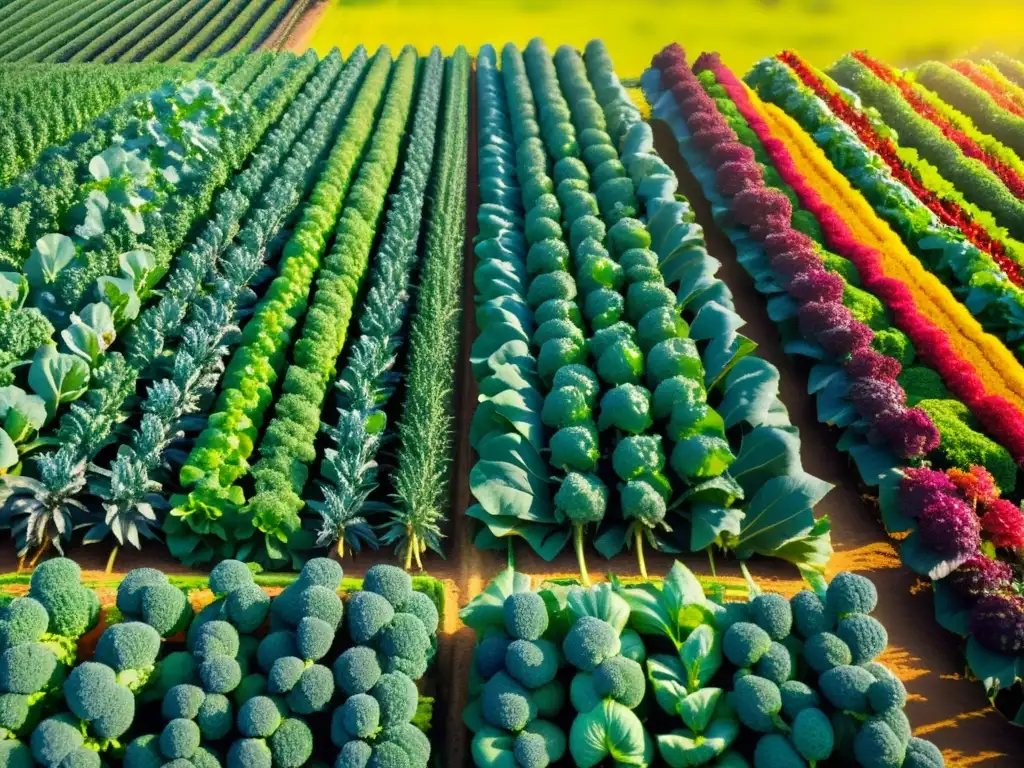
[
  {"left": 384, "top": 47, "right": 471, "bottom": 568},
  {"left": 6, "top": 0, "right": 137, "bottom": 63},
  {"left": 87, "top": 0, "right": 192, "bottom": 63},
  {"left": 0, "top": 0, "right": 95, "bottom": 60},
  {"left": 212, "top": 0, "right": 299, "bottom": 56},
  {"left": 118, "top": 0, "right": 214, "bottom": 63},
  {"left": 48, "top": 0, "right": 164, "bottom": 63},
  {"left": 313, "top": 47, "right": 446, "bottom": 558},
  {"left": 143, "top": 0, "right": 236, "bottom": 63}
]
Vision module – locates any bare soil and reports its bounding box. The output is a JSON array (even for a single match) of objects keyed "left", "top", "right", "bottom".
[{"left": 276, "top": 0, "right": 327, "bottom": 53}]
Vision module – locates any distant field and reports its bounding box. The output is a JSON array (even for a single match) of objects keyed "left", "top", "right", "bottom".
[{"left": 306, "top": 0, "right": 1024, "bottom": 74}]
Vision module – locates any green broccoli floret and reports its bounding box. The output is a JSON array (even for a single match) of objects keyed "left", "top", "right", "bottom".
[
  {"left": 0, "top": 740, "right": 33, "bottom": 768},
  {"left": 826, "top": 572, "right": 877, "bottom": 618},
  {"left": 368, "top": 741, "right": 410, "bottom": 768},
  {"left": 239, "top": 696, "right": 283, "bottom": 739},
  {"left": 646, "top": 336, "right": 701, "bottom": 388},
  {"left": 569, "top": 671, "right": 601, "bottom": 714},
  {"left": 503, "top": 592, "right": 549, "bottom": 642},
  {"left": 790, "top": 590, "right": 831, "bottom": 638},
  {"left": 514, "top": 731, "right": 550, "bottom": 768},
  {"left": 792, "top": 707, "right": 833, "bottom": 762},
  {"left": 754, "top": 642, "right": 792, "bottom": 686},
  {"left": 597, "top": 383, "right": 652, "bottom": 434},
  {"left": 347, "top": 593, "right": 396, "bottom": 645},
  {"left": 138, "top": 583, "right": 192, "bottom": 637},
  {"left": 803, "top": 632, "right": 852, "bottom": 674},
  {"left": 400, "top": 593, "right": 439, "bottom": 637},
  {"left": 593, "top": 656, "right": 644, "bottom": 708},
  {"left": 750, "top": 594, "right": 793, "bottom": 641},
  {"left": 589, "top": 322, "right": 635, "bottom": 361},
  {"left": 337, "top": 739, "right": 373, "bottom": 768},
  {"left": 144, "top": 651, "right": 197, "bottom": 703},
  {"left": 93, "top": 622, "right": 161, "bottom": 684},
  {"left": 199, "top": 655, "right": 242, "bottom": 695},
  {"left": 28, "top": 560, "right": 99, "bottom": 639},
  {"left": 636, "top": 306, "right": 687, "bottom": 354},
  {"left": 191, "top": 621, "right": 240, "bottom": 661},
  {"left": 526, "top": 239, "right": 569, "bottom": 273},
  {"left": 873, "top": 707, "right": 911, "bottom": 748},
  {"left": 301, "top": 558, "right": 343, "bottom": 590},
  {"left": 227, "top": 738, "right": 272, "bottom": 768},
  {"left": 380, "top": 614, "right": 430, "bottom": 663},
  {"left": 854, "top": 719, "right": 905, "bottom": 768},
  {"left": 731, "top": 675, "right": 785, "bottom": 733},
  {"left": 233, "top": 673, "right": 267, "bottom": 708},
  {"left": 596, "top": 338, "right": 644, "bottom": 386},
  {"left": 190, "top": 746, "right": 221, "bottom": 768},
  {"left": 296, "top": 617, "right": 334, "bottom": 663},
  {"left": 542, "top": 359, "right": 593, "bottom": 399},
  {"left": 57, "top": 746, "right": 99, "bottom": 768},
  {"left": 63, "top": 662, "right": 117, "bottom": 721},
  {"left": 209, "top": 560, "right": 255, "bottom": 595},
  {"left": 867, "top": 676, "right": 907, "bottom": 714},
  {"left": 723, "top": 622, "right": 772, "bottom": 668},
  {"left": 287, "top": 664, "right": 334, "bottom": 714},
  {"left": 563, "top": 617, "right": 619, "bottom": 672},
  {"left": 582, "top": 288, "right": 624, "bottom": 330},
  {"left": 334, "top": 647, "right": 383, "bottom": 696},
  {"left": 505, "top": 639, "right": 559, "bottom": 690},
  {"left": 0, "top": 597, "right": 49, "bottom": 650},
  {"left": 553, "top": 472, "right": 607, "bottom": 528},
  {"left": 160, "top": 719, "right": 201, "bottom": 760},
  {"left": 0, "top": 693, "right": 30, "bottom": 733},
  {"left": 257, "top": 631, "right": 298, "bottom": 674},
  {"left": 903, "top": 737, "right": 945, "bottom": 768},
  {"left": 224, "top": 583, "right": 271, "bottom": 634},
  {"left": 819, "top": 665, "right": 875, "bottom": 714},
  {"left": 541, "top": 386, "right": 591, "bottom": 429},
  {"left": 621, "top": 479, "right": 667, "bottom": 528},
  {"left": 0, "top": 643, "right": 58, "bottom": 694},
  {"left": 31, "top": 715, "right": 83, "bottom": 765},
  {"left": 91, "top": 684, "right": 134, "bottom": 739},
  {"left": 836, "top": 614, "right": 887, "bottom": 665},
  {"left": 549, "top": 424, "right": 601, "bottom": 472},
  {"left": 339, "top": 693, "right": 380, "bottom": 739},
  {"left": 651, "top": 375, "right": 703, "bottom": 420},
  {"left": 779, "top": 680, "right": 819, "bottom": 719},
  {"left": 116, "top": 569, "right": 168, "bottom": 614},
  {"left": 372, "top": 672, "right": 419, "bottom": 728},
  {"left": 124, "top": 734, "right": 162, "bottom": 768},
  {"left": 383, "top": 723, "right": 431, "bottom": 768},
  {"left": 612, "top": 435, "right": 664, "bottom": 482},
  {"left": 296, "top": 586, "right": 343, "bottom": 631},
  {"left": 752, "top": 733, "right": 804, "bottom": 768},
  {"left": 197, "top": 692, "right": 232, "bottom": 740},
  {"left": 480, "top": 671, "right": 536, "bottom": 732}
]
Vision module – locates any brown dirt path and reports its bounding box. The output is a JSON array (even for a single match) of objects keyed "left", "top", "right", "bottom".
[{"left": 272, "top": 0, "right": 326, "bottom": 53}]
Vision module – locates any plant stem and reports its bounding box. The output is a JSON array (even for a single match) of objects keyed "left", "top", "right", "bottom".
[
  {"left": 28, "top": 538, "right": 50, "bottom": 569},
  {"left": 105, "top": 544, "right": 119, "bottom": 574},
  {"left": 635, "top": 528, "right": 648, "bottom": 581},
  {"left": 336, "top": 537, "right": 345, "bottom": 560},
  {"left": 507, "top": 537, "right": 515, "bottom": 570},
  {"left": 707, "top": 547, "right": 717, "bottom": 578},
  {"left": 413, "top": 541, "right": 424, "bottom": 571},
  {"left": 574, "top": 524, "right": 591, "bottom": 587},
  {"left": 403, "top": 533, "right": 415, "bottom": 571},
  {"left": 16, "top": 554, "right": 25, "bottom": 573}
]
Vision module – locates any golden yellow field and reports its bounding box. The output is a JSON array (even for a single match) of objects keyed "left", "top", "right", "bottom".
[{"left": 307, "top": 0, "right": 1023, "bottom": 75}]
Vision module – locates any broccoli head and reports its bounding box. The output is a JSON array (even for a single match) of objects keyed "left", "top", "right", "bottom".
[
  {"left": 505, "top": 639, "right": 559, "bottom": 690},
  {"left": 532, "top": 680, "right": 566, "bottom": 719},
  {"left": 553, "top": 472, "right": 608, "bottom": 527},
  {"left": 94, "top": 622, "right": 161, "bottom": 684},
  {"left": 836, "top": 613, "right": 887, "bottom": 665},
  {"left": 867, "top": 676, "right": 907, "bottom": 714},
  {"left": 233, "top": 673, "right": 268, "bottom": 708},
  {"left": 549, "top": 424, "right": 601, "bottom": 472},
  {"left": 551, "top": 364, "right": 600, "bottom": 406},
  {"left": 0, "top": 693, "right": 30, "bottom": 733},
  {"left": 541, "top": 386, "right": 591, "bottom": 430},
  {"left": 270, "top": 717, "right": 313, "bottom": 768},
  {"left": 144, "top": 651, "right": 197, "bottom": 703},
  {"left": 368, "top": 741, "right": 411, "bottom": 768},
  {"left": 116, "top": 569, "right": 169, "bottom": 614},
  {"left": 480, "top": 671, "right": 536, "bottom": 733},
  {"left": 297, "top": 585, "right": 344, "bottom": 631},
  {"left": 199, "top": 655, "right": 242, "bottom": 695},
  {"left": 503, "top": 592, "right": 549, "bottom": 642},
  {"left": 582, "top": 288, "right": 624, "bottom": 330},
  {"left": 791, "top": 707, "right": 833, "bottom": 762},
  {"left": 723, "top": 622, "right": 772, "bottom": 668},
  {"left": 731, "top": 675, "right": 784, "bottom": 733},
  {"left": 334, "top": 646, "right": 383, "bottom": 697},
  {"left": 853, "top": 719, "right": 905, "bottom": 768},
  {"left": 754, "top": 642, "right": 792, "bottom": 686},
  {"left": 752, "top": 733, "right": 805, "bottom": 768},
  {"left": 91, "top": 684, "right": 134, "bottom": 739},
  {"left": 826, "top": 572, "right": 878, "bottom": 618},
  {"left": 779, "top": 680, "right": 819, "bottom": 720},
  {"left": 0, "top": 740, "right": 33, "bottom": 768},
  {"left": 384, "top": 723, "right": 431, "bottom": 768},
  {"left": 596, "top": 338, "right": 644, "bottom": 386},
  {"left": 371, "top": 672, "right": 419, "bottom": 728},
  {"left": 612, "top": 435, "right": 664, "bottom": 482},
  {"left": 286, "top": 664, "right": 334, "bottom": 714},
  {"left": 0, "top": 643, "right": 58, "bottom": 695},
  {"left": 379, "top": 614, "right": 430, "bottom": 663},
  {"left": 597, "top": 383, "right": 652, "bottom": 435},
  {"left": 339, "top": 693, "right": 380, "bottom": 739},
  {"left": 563, "top": 616, "right": 620, "bottom": 672},
  {"left": 56, "top": 746, "right": 99, "bottom": 768},
  {"left": 224, "top": 583, "right": 271, "bottom": 634},
  {"left": 803, "top": 632, "right": 852, "bottom": 674},
  {"left": 197, "top": 692, "right": 233, "bottom": 740},
  {"left": 0, "top": 597, "right": 48, "bottom": 650},
  {"left": 645, "top": 337, "right": 702, "bottom": 388},
  {"left": 347, "top": 592, "right": 396, "bottom": 646},
  {"left": 238, "top": 696, "right": 283, "bottom": 739},
  {"left": 620, "top": 479, "right": 668, "bottom": 528},
  {"left": 124, "top": 735, "right": 162, "bottom": 768},
  {"left": 750, "top": 594, "right": 793, "bottom": 642},
  {"left": 637, "top": 306, "right": 688, "bottom": 354},
  {"left": 593, "top": 656, "right": 645, "bottom": 708},
  {"left": 400, "top": 593, "right": 439, "bottom": 637},
  {"left": 790, "top": 590, "right": 831, "bottom": 638},
  {"left": 191, "top": 621, "right": 240, "bottom": 662},
  {"left": 227, "top": 738, "right": 272, "bottom": 768},
  {"left": 651, "top": 375, "right": 703, "bottom": 421},
  {"left": 257, "top": 631, "right": 298, "bottom": 674},
  {"left": 138, "top": 583, "right": 192, "bottom": 637},
  {"left": 160, "top": 718, "right": 201, "bottom": 760},
  {"left": 209, "top": 560, "right": 255, "bottom": 595},
  {"left": 296, "top": 617, "right": 335, "bottom": 663},
  {"left": 64, "top": 662, "right": 119, "bottom": 721},
  {"left": 337, "top": 739, "right": 373, "bottom": 768},
  {"left": 301, "top": 558, "right": 344, "bottom": 590},
  {"left": 819, "top": 664, "right": 875, "bottom": 715},
  {"left": 31, "top": 715, "right": 84, "bottom": 766},
  {"left": 28, "top": 559, "right": 99, "bottom": 639},
  {"left": 903, "top": 737, "right": 945, "bottom": 768}
]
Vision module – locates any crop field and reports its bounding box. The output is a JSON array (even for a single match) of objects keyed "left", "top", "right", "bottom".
[{"left": 1, "top": 4, "right": 1024, "bottom": 767}]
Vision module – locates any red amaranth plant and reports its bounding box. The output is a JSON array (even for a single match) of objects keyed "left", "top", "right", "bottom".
[
  {"left": 971, "top": 592, "right": 1024, "bottom": 654},
  {"left": 946, "top": 553, "right": 1014, "bottom": 599},
  {"left": 981, "top": 499, "right": 1024, "bottom": 550},
  {"left": 946, "top": 465, "right": 1000, "bottom": 508},
  {"left": 847, "top": 348, "right": 903, "bottom": 381},
  {"left": 917, "top": 493, "right": 981, "bottom": 558},
  {"left": 951, "top": 60, "right": 1024, "bottom": 119}
]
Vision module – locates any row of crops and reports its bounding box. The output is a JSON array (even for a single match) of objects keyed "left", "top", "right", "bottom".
[
  {"left": 0, "top": 0, "right": 306, "bottom": 63},
  {"left": 2, "top": 6, "right": 1024, "bottom": 762}
]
